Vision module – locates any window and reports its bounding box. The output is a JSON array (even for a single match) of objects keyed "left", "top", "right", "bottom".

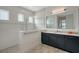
[
  {"left": 58, "top": 16, "right": 66, "bottom": 29},
  {"left": 46, "top": 18, "right": 54, "bottom": 28},
  {"left": 61, "top": 19, "right": 66, "bottom": 29},
  {"left": 18, "top": 13, "right": 24, "bottom": 22},
  {"left": 35, "top": 18, "right": 45, "bottom": 29},
  {"left": 27, "top": 16, "right": 35, "bottom": 30},
  {"left": 0, "top": 9, "right": 9, "bottom": 20},
  {"left": 28, "top": 16, "right": 33, "bottom": 23},
  {"left": 46, "top": 15, "right": 55, "bottom": 28}
]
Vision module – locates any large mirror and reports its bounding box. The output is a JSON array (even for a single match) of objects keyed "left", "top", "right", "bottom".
[
  {"left": 46, "top": 12, "right": 75, "bottom": 29},
  {"left": 46, "top": 15, "right": 57, "bottom": 28},
  {"left": 57, "top": 13, "right": 74, "bottom": 29}
]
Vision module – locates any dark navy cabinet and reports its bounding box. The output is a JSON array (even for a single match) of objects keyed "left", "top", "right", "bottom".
[
  {"left": 64, "top": 36, "right": 79, "bottom": 52},
  {"left": 41, "top": 32, "right": 79, "bottom": 53}
]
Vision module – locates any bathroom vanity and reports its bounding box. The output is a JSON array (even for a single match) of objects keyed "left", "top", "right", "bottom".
[{"left": 41, "top": 32, "right": 79, "bottom": 53}]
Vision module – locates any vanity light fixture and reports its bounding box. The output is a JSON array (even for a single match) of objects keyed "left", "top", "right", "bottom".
[{"left": 52, "top": 8, "right": 67, "bottom": 15}]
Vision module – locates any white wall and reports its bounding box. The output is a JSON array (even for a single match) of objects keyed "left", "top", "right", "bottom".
[
  {"left": 75, "top": 8, "right": 79, "bottom": 31},
  {"left": 0, "top": 6, "right": 34, "bottom": 50},
  {"left": 35, "top": 8, "right": 46, "bottom": 29},
  {"left": 66, "top": 14, "right": 74, "bottom": 29}
]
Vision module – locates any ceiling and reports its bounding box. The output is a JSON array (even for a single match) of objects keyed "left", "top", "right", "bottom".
[
  {"left": 22, "top": 6, "right": 79, "bottom": 13},
  {"left": 22, "top": 6, "right": 47, "bottom": 12}
]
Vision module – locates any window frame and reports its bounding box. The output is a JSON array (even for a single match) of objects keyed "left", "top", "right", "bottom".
[
  {"left": 0, "top": 9, "right": 9, "bottom": 21},
  {"left": 18, "top": 13, "right": 24, "bottom": 22}
]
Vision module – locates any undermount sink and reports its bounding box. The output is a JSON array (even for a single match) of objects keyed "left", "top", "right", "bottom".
[{"left": 67, "top": 32, "right": 77, "bottom": 34}]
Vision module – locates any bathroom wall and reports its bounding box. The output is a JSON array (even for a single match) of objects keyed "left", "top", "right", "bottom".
[
  {"left": 66, "top": 14, "right": 74, "bottom": 29},
  {"left": 0, "top": 6, "right": 34, "bottom": 50},
  {"left": 66, "top": 7, "right": 79, "bottom": 31},
  {"left": 35, "top": 8, "right": 46, "bottom": 29},
  {"left": 75, "top": 8, "right": 79, "bottom": 31}
]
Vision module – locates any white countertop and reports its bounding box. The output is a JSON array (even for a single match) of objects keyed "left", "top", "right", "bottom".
[{"left": 44, "top": 31, "right": 79, "bottom": 37}]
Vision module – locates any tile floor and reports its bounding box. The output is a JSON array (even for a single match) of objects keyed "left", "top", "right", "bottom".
[
  {"left": 30, "top": 44, "right": 67, "bottom": 53},
  {"left": 0, "top": 44, "right": 68, "bottom": 53}
]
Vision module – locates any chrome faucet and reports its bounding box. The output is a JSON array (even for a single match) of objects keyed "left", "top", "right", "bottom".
[{"left": 56, "top": 30, "right": 59, "bottom": 32}]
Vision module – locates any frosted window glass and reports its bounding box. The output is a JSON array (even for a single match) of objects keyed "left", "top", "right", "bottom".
[
  {"left": 61, "top": 20, "right": 66, "bottom": 29},
  {"left": 29, "top": 16, "right": 33, "bottom": 23},
  {"left": 35, "top": 18, "right": 45, "bottom": 29},
  {"left": 0, "top": 9, "right": 9, "bottom": 20},
  {"left": 18, "top": 14, "right": 24, "bottom": 22}
]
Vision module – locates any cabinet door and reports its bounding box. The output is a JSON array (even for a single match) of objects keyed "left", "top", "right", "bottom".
[
  {"left": 65, "top": 36, "right": 79, "bottom": 53},
  {"left": 56, "top": 34, "right": 65, "bottom": 49},
  {"left": 48, "top": 34, "right": 58, "bottom": 47},
  {"left": 48, "top": 34, "right": 65, "bottom": 49},
  {"left": 41, "top": 33, "right": 49, "bottom": 44}
]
